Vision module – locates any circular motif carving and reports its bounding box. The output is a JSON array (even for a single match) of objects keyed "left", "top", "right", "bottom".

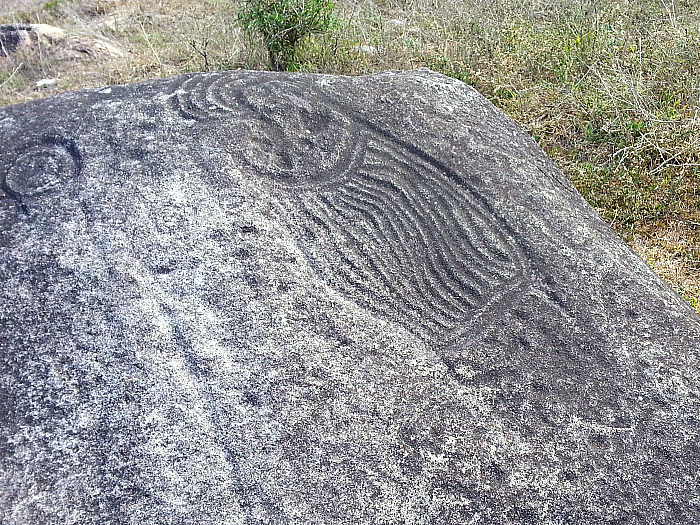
[
  {"left": 235, "top": 93, "right": 356, "bottom": 187},
  {"left": 5, "top": 139, "right": 79, "bottom": 197},
  {"left": 169, "top": 73, "right": 357, "bottom": 188}
]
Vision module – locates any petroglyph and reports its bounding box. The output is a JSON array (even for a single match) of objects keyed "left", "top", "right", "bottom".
[
  {"left": 2, "top": 70, "right": 699, "bottom": 524},
  {"left": 170, "top": 73, "right": 359, "bottom": 186},
  {"left": 168, "top": 73, "right": 530, "bottom": 344},
  {"left": 2, "top": 136, "right": 79, "bottom": 197},
  {"left": 0, "top": 135, "right": 81, "bottom": 214},
  {"left": 292, "top": 134, "right": 530, "bottom": 344}
]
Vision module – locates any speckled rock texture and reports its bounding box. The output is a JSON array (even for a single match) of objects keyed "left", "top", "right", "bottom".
[{"left": 1, "top": 69, "right": 699, "bottom": 524}]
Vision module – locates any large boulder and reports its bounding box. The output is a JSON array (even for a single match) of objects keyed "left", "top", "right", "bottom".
[
  {"left": 0, "top": 23, "right": 124, "bottom": 64},
  {"left": 1, "top": 69, "right": 699, "bottom": 524},
  {"left": 0, "top": 24, "right": 66, "bottom": 57}
]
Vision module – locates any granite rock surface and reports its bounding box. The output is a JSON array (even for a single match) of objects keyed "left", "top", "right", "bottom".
[{"left": 1, "top": 69, "right": 699, "bottom": 524}]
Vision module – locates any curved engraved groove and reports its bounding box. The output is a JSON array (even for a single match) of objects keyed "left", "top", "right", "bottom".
[
  {"left": 169, "top": 73, "right": 250, "bottom": 121},
  {"left": 168, "top": 73, "right": 362, "bottom": 189},
  {"left": 170, "top": 71, "right": 294, "bottom": 121},
  {"left": 359, "top": 147, "right": 518, "bottom": 308},
  {"left": 291, "top": 131, "right": 531, "bottom": 343},
  {"left": 324, "top": 190, "right": 470, "bottom": 327},
  {"left": 1, "top": 135, "right": 81, "bottom": 202},
  {"left": 299, "top": 196, "right": 450, "bottom": 337},
  {"left": 332, "top": 185, "right": 440, "bottom": 305},
  {"left": 377, "top": 143, "right": 525, "bottom": 280},
  {"left": 167, "top": 73, "right": 532, "bottom": 343},
  {"left": 348, "top": 170, "right": 482, "bottom": 320},
  {"left": 315, "top": 193, "right": 451, "bottom": 328},
  {"left": 337, "top": 172, "right": 476, "bottom": 323},
  {"left": 330, "top": 184, "right": 466, "bottom": 327}
]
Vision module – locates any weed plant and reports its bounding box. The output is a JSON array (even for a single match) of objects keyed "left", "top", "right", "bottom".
[
  {"left": 1, "top": 0, "right": 699, "bottom": 309},
  {"left": 237, "top": 0, "right": 336, "bottom": 70}
]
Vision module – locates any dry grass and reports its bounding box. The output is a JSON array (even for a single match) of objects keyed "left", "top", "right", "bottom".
[
  {"left": 0, "top": 0, "right": 248, "bottom": 104},
  {"left": 1, "top": 0, "right": 699, "bottom": 312}
]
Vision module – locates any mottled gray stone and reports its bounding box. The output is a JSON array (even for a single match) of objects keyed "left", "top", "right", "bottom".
[
  {"left": 0, "top": 24, "right": 66, "bottom": 57},
  {"left": 1, "top": 69, "right": 699, "bottom": 524}
]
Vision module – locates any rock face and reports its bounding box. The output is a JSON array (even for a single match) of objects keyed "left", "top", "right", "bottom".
[
  {"left": 1, "top": 69, "right": 699, "bottom": 524},
  {"left": 0, "top": 23, "right": 124, "bottom": 63},
  {"left": 0, "top": 24, "right": 66, "bottom": 57}
]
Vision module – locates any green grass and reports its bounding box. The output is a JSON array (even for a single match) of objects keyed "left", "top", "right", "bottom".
[
  {"left": 237, "top": 0, "right": 337, "bottom": 70},
  {"left": 43, "top": 0, "right": 65, "bottom": 10},
  {"left": 1, "top": 0, "right": 699, "bottom": 311}
]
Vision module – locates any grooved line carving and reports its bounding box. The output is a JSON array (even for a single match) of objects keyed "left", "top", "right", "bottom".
[
  {"left": 1, "top": 135, "right": 81, "bottom": 213},
  {"left": 168, "top": 73, "right": 532, "bottom": 345},
  {"left": 294, "top": 133, "right": 530, "bottom": 344}
]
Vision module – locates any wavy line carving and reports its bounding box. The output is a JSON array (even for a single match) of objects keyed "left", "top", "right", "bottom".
[
  {"left": 294, "top": 133, "right": 530, "bottom": 344},
  {"left": 168, "top": 73, "right": 531, "bottom": 344}
]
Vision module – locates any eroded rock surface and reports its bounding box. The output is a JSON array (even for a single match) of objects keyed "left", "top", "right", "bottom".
[
  {"left": 0, "top": 23, "right": 124, "bottom": 64},
  {"left": 1, "top": 69, "right": 699, "bottom": 524},
  {"left": 0, "top": 24, "right": 66, "bottom": 57}
]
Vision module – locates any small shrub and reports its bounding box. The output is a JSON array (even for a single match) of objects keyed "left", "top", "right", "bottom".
[{"left": 237, "top": 0, "right": 336, "bottom": 71}]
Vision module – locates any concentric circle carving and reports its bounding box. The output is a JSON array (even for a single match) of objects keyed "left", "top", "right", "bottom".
[
  {"left": 169, "top": 73, "right": 357, "bottom": 187},
  {"left": 4, "top": 137, "right": 80, "bottom": 198}
]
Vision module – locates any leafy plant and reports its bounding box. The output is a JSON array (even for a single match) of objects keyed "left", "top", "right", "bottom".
[{"left": 237, "top": 0, "right": 336, "bottom": 71}]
